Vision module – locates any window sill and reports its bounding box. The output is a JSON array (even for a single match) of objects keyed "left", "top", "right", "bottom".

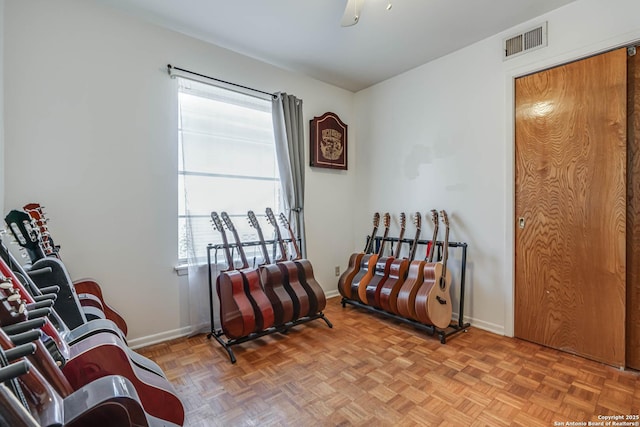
[{"left": 174, "top": 264, "right": 189, "bottom": 276}]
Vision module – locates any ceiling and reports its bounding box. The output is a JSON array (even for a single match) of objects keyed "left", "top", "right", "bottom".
[{"left": 95, "top": 0, "right": 577, "bottom": 92}]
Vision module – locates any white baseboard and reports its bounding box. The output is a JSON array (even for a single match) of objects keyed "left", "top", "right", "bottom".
[
  {"left": 128, "top": 326, "right": 193, "bottom": 350},
  {"left": 127, "top": 296, "right": 506, "bottom": 350}
]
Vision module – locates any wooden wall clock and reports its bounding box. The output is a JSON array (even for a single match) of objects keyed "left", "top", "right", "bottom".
[{"left": 310, "top": 112, "right": 347, "bottom": 170}]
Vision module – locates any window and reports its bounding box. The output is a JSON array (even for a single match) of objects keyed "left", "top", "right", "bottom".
[{"left": 178, "top": 78, "right": 282, "bottom": 261}]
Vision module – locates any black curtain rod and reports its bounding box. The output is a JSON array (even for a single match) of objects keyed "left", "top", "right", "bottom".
[{"left": 167, "top": 64, "right": 277, "bottom": 99}]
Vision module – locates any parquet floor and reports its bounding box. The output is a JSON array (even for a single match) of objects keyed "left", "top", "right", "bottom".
[{"left": 138, "top": 297, "right": 640, "bottom": 426}]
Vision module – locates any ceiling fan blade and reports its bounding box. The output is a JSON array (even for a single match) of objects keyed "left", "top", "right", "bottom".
[{"left": 341, "top": 0, "right": 363, "bottom": 27}]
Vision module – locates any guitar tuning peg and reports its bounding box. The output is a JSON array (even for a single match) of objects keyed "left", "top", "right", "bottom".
[
  {"left": 18, "top": 303, "right": 26, "bottom": 314},
  {"left": 0, "top": 282, "right": 13, "bottom": 290}
]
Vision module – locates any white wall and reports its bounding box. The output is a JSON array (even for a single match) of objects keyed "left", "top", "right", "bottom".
[
  {"left": 3, "top": 0, "right": 356, "bottom": 343},
  {"left": 354, "top": 0, "right": 640, "bottom": 336}
]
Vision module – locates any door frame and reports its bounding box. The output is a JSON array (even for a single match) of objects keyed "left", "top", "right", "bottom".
[{"left": 504, "top": 34, "right": 640, "bottom": 338}]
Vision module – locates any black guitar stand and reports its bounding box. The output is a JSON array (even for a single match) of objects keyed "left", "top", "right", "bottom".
[
  {"left": 341, "top": 238, "right": 470, "bottom": 344},
  {"left": 205, "top": 243, "right": 333, "bottom": 364}
]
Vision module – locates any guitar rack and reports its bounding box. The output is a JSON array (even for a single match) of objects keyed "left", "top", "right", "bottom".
[
  {"left": 341, "top": 237, "right": 469, "bottom": 344},
  {"left": 206, "top": 242, "right": 333, "bottom": 364}
]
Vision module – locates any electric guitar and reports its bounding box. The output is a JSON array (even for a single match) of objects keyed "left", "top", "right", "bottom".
[
  {"left": 337, "top": 213, "right": 380, "bottom": 300},
  {"left": 365, "top": 213, "right": 406, "bottom": 308},
  {"left": 247, "top": 211, "right": 295, "bottom": 327},
  {"left": 379, "top": 212, "right": 421, "bottom": 313},
  {"left": 221, "top": 212, "right": 275, "bottom": 332},
  {"left": 279, "top": 213, "right": 326, "bottom": 315},
  {"left": 395, "top": 210, "right": 438, "bottom": 319},
  {"left": 414, "top": 210, "right": 453, "bottom": 329},
  {"left": 211, "top": 212, "right": 256, "bottom": 339},
  {"left": 353, "top": 213, "right": 390, "bottom": 303},
  {"left": 266, "top": 208, "right": 310, "bottom": 320}
]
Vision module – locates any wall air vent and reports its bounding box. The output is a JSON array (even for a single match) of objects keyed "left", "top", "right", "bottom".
[{"left": 503, "top": 22, "right": 547, "bottom": 60}]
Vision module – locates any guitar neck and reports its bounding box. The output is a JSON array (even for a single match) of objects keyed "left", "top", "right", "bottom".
[
  {"left": 280, "top": 213, "right": 302, "bottom": 260},
  {"left": 393, "top": 229, "right": 406, "bottom": 258}
]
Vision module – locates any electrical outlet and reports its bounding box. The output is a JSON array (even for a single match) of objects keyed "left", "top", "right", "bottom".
[{"left": 334, "top": 266, "right": 340, "bottom": 276}]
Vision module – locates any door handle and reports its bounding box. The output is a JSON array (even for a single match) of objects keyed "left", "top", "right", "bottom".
[{"left": 518, "top": 217, "right": 525, "bottom": 229}]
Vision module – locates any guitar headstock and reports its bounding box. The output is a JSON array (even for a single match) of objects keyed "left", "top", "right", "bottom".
[
  {"left": 4, "top": 210, "right": 41, "bottom": 252},
  {"left": 265, "top": 207, "right": 278, "bottom": 229},
  {"left": 414, "top": 212, "right": 422, "bottom": 230},
  {"left": 220, "top": 212, "right": 236, "bottom": 233},
  {"left": 211, "top": 212, "right": 224, "bottom": 232},
  {"left": 372, "top": 212, "right": 380, "bottom": 228},
  {"left": 383, "top": 212, "right": 391, "bottom": 228},
  {"left": 399, "top": 212, "right": 406, "bottom": 229},
  {"left": 440, "top": 210, "right": 449, "bottom": 227},
  {"left": 247, "top": 210, "right": 260, "bottom": 230},
  {"left": 430, "top": 209, "right": 439, "bottom": 226},
  {"left": 278, "top": 212, "right": 291, "bottom": 229}
]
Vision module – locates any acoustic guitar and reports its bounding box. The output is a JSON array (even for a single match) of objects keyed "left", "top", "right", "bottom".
[
  {"left": 221, "top": 212, "right": 275, "bottom": 332},
  {"left": 211, "top": 212, "right": 256, "bottom": 339},
  {"left": 414, "top": 210, "right": 453, "bottom": 329},
  {"left": 379, "top": 212, "right": 421, "bottom": 313},
  {"left": 395, "top": 210, "right": 438, "bottom": 319},
  {"left": 365, "top": 213, "right": 406, "bottom": 308},
  {"left": 337, "top": 213, "right": 380, "bottom": 300},
  {"left": 247, "top": 211, "right": 295, "bottom": 327},
  {"left": 266, "top": 208, "right": 310, "bottom": 320},
  {"left": 279, "top": 213, "right": 326, "bottom": 315},
  {"left": 353, "top": 213, "right": 390, "bottom": 303}
]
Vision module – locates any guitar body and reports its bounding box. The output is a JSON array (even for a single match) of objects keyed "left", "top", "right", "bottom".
[
  {"left": 239, "top": 268, "right": 274, "bottom": 332},
  {"left": 62, "top": 332, "right": 185, "bottom": 425},
  {"left": 259, "top": 264, "right": 295, "bottom": 326},
  {"left": 395, "top": 260, "right": 426, "bottom": 319},
  {"left": 424, "top": 272, "right": 453, "bottom": 329},
  {"left": 356, "top": 254, "right": 379, "bottom": 303},
  {"left": 413, "top": 262, "right": 444, "bottom": 326},
  {"left": 276, "top": 261, "right": 310, "bottom": 320},
  {"left": 337, "top": 252, "right": 364, "bottom": 299},
  {"left": 294, "top": 259, "right": 326, "bottom": 314},
  {"left": 378, "top": 257, "right": 409, "bottom": 313},
  {"left": 349, "top": 254, "right": 377, "bottom": 303},
  {"left": 364, "top": 256, "right": 394, "bottom": 308},
  {"left": 73, "top": 279, "right": 128, "bottom": 336},
  {"left": 216, "top": 271, "right": 256, "bottom": 339}
]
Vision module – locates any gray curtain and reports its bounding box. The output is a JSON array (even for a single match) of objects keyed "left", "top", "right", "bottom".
[{"left": 272, "top": 93, "right": 306, "bottom": 258}]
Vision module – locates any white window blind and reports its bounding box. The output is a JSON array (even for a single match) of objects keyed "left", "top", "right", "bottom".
[{"left": 178, "top": 78, "right": 282, "bottom": 262}]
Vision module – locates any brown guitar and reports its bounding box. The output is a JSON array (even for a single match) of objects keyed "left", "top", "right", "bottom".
[
  {"left": 211, "top": 212, "right": 256, "bottom": 339},
  {"left": 379, "top": 212, "right": 421, "bottom": 313},
  {"left": 221, "top": 212, "right": 275, "bottom": 332},
  {"left": 266, "top": 208, "right": 311, "bottom": 320},
  {"left": 395, "top": 210, "right": 438, "bottom": 319},
  {"left": 353, "top": 213, "right": 390, "bottom": 303},
  {"left": 414, "top": 210, "right": 453, "bottom": 329},
  {"left": 279, "top": 213, "right": 326, "bottom": 315},
  {"left": 337, "top": 213, "right": 380, "bottom": 300},
  {"left": 365, "top": 213, "right": 406, "bottom": 308},
  {"left": 247, "top": 210, "right": 295, "bottom": 327}
]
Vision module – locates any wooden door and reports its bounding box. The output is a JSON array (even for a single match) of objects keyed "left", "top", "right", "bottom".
[
  {"left": 515, "top": 48, "right": 627, "bottom": 367},
  {"left": 628, "top": 47, "right": 640, "bottom": 370}
]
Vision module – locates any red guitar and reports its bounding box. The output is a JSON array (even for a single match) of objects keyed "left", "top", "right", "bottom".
[
  {"left": 279, "top": 213, "right": 326, "bottom": 315},
  {"left": 414, "top": 210, "right": 453, "bottom": 329},
  {"left": 221, "top": 212, "right": 275, "bottom": 332},
  {"left": 337, "top": 213, "right": 380, "bottom": 300},
  {"left": 352, "top": 213, "right": 390, "bottom": 303},
  {"left": 247, "top": 211, "right": 295, "bottom": 327},
  {"left": 266, "top": 208, "right": 310, "bottom": 320},
  {"left": 379, "top": 212, "right": 421, "bottom": 313},
  {"left": 211, "top": 212, "right": 256, "bottom": 339},
  {"left": 365, "top": 213, "right": 406, "bottom": 308},
  {"left": 395, "top": 210, "right": 438, "bottom": 319}
]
